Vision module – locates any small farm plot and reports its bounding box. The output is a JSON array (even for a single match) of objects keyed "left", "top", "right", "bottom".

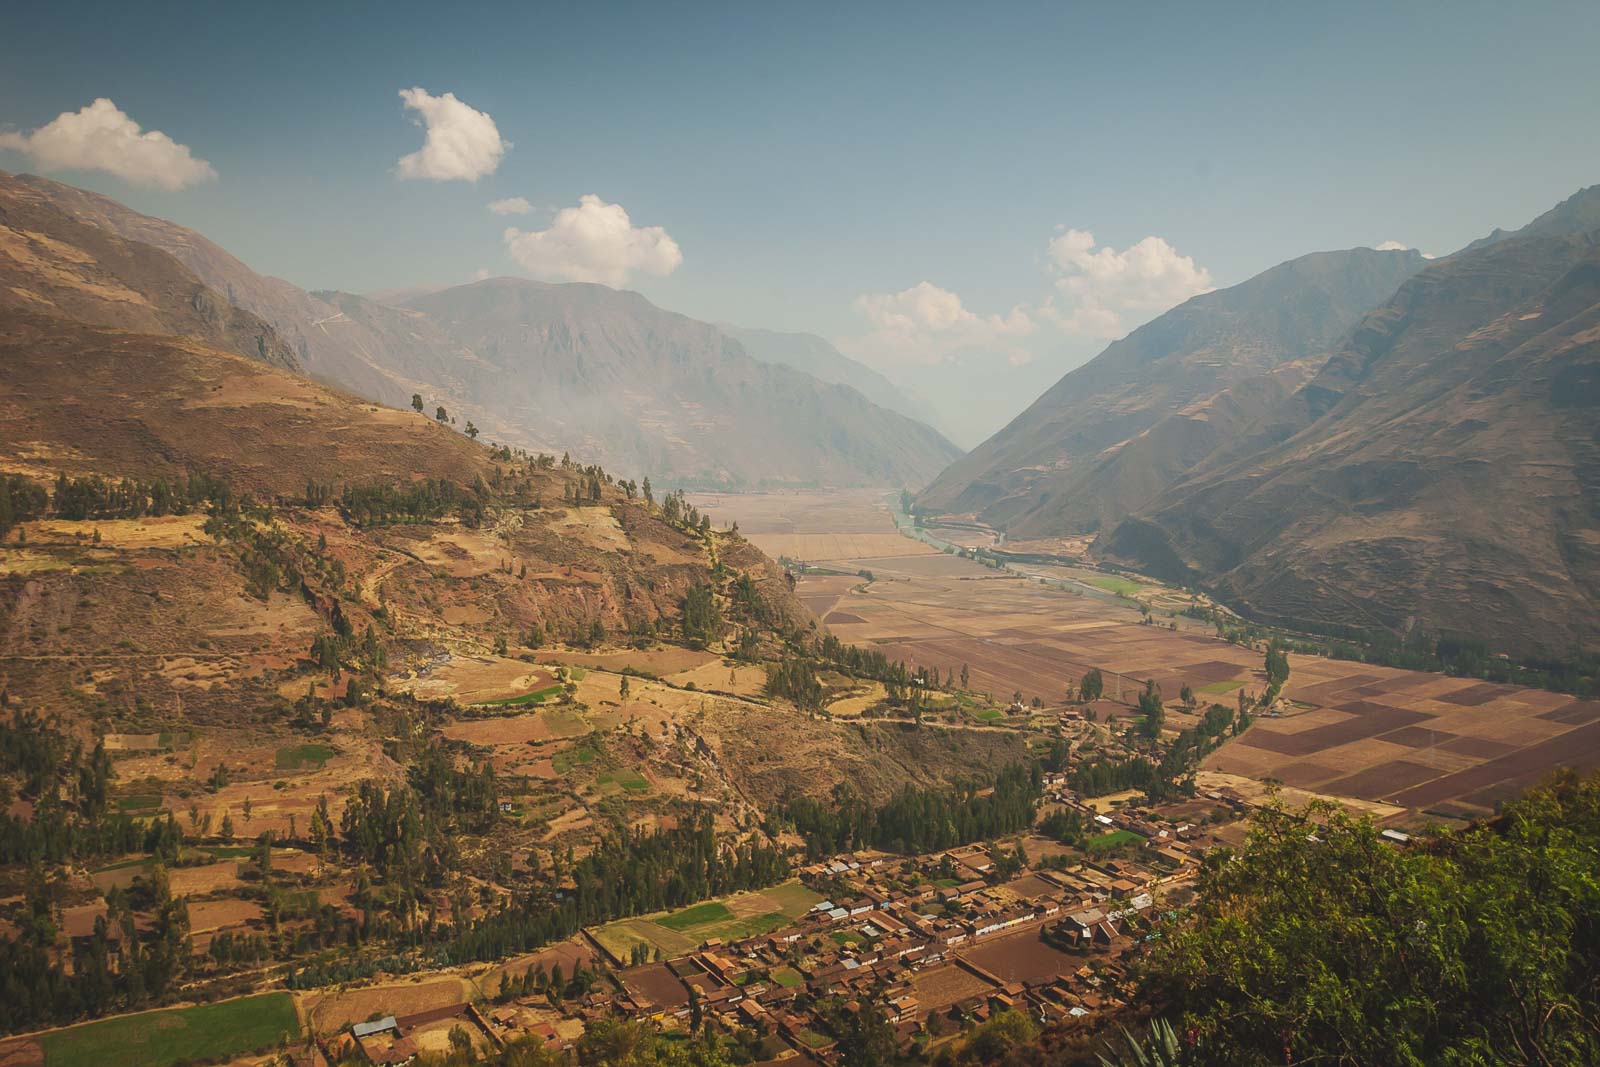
[
  {"left": 590, "top": 880, "right": 822, "bottom": 962},
  {"left": 958, "top": 929, "right": 1078, "bottom": 984},
  {"left": 38, "top": 992, "right": 299, "bottom": 1067},
  {"left": 392, "top": 655, "right": 556, "bottom": 705}
]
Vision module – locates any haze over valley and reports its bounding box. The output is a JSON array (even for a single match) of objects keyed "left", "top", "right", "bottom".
[{"left": 2, "top": 6, "right": 1599, "bottom": 1067}]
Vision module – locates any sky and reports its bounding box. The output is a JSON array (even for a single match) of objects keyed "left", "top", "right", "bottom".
[{"left": 3, "top": 2, "right": 1599, "bottom": 445}]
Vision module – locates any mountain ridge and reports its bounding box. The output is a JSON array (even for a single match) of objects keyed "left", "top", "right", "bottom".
[
  {"left": 918, "top": 246, "right": 1428, "bottom": 534},
  {"left": 4, "top": 170, "right": 957, "bottom": 489}
]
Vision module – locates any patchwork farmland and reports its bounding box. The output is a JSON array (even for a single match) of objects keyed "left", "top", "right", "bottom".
[{"left": 691, "top": 490, "right": 1600, "bottom": 818}]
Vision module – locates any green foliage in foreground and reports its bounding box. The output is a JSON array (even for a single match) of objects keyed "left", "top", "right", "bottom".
[
  {"left": 1140, "top": 770, "right": 1600, "bottom": 1065},
  {"left": 39, "top": 992, "right": 298, "bottom": 1067}
]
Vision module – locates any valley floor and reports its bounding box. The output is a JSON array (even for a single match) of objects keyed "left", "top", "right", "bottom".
[{"left": 689, "top": 489, "right": 1600, "bottom": 824}]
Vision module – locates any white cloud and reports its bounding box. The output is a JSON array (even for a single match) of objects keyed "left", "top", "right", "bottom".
[
  {"left": 472, "top": 267, "right": 491, "bottom": 281},
  {"left": 1042, "top": 229, "right": 1213, "bottom": 339},
  {"left": 843, "top": 226, "right": 1210, "bottom": 374},
  {"left": 0, "top": 98, "right": 215, "bottom": 191},
  {"left": 1374, "top": 239, "right": 1410, "bottom": 251},
  {"left": 487, "top": 196, "right": 532, "bottom": 215},
  {"left": 502, "top": 195, "right": 682, "bottom": 287},
  {"left": 395, "top": 87, "right": 506, "bottom": 182},
  {"left": 848, "top": 282, "right": 1034, "bottom": 367}
]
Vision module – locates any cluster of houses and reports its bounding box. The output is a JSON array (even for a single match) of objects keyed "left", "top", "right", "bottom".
[
  {"left": 324, "top": 789, "right": 1232, "bottom": 1065},
  {"left": 590, "top": 804, "right": 1209, "bottom": 1063}
]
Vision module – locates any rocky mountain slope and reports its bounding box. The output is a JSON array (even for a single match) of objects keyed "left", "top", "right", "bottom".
[
  {"left": 3, "top": 171, "right": 957, "bottom": 489},
  {"left": 918, "top": 247, "right": 1426, "bottom": 535},
  {"left": 1102, "top": 229, "right": 1600, "bottom": 655},
  {"left": 0, "top": 171, "right": 297, "bottom": 371},
  {"left": 376, "top": 278, "right": 961, "bottom": 487}
]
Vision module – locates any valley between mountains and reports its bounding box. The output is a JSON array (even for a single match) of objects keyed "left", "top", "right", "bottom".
[{"left": 0, "top": 165, "right": 1597, "bottom": 1067}]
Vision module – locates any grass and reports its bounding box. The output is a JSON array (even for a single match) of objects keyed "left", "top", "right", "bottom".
[
  {"left": 611, "top": 771, "right": 650, "bottom": 793},
  {"left": 592, "top": 880, "right": 823, "bottom": 959},
  {"left": 39, "top": 992, "right": 299, "bottom": 1067},
  {"left": 553, "top": 746, "right": 597, "bottom": 773},
  {"left": 274, "top": 742, "right": 335, "bottom": 770},
  {"left": 114, "top": 794, "right": 163, "bottom": 813},
  {"left": 657, "top": 901, "right": 736, "bottom": 931},
  {"left": 971, "top": 707, "right": 1004, "bottom": 722},
  {"left": 770, "top": 966, "right": 803, "bottom": 988},
  {"left": 796, "top": 1029, "right": 834, "bottom": 1050},
  {"left": 1087, "top": 829, "right": 1143, "bottom": 853},
  {"left": 1087, "top": 575, "right": 1143, "bottom": 596},
  {"left": 474, "top": 684, "right": 563, "bottom": 708},
  {"left": 201, "top": 845, "right": 259, "bottom": 859},
  {"left": 1198, "top": 680, "right": 1245, "bottom": 695}
]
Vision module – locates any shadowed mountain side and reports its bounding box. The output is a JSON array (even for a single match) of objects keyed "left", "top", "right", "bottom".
[
  {"left": 1102, "top": 231, "right": 1600, "bottom": 655},
  {"left": 919, "top": 247, "right": 1427, "bottom": 533}
]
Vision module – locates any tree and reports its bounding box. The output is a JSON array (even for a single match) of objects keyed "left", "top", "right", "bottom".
[
  {"left": 464, "top": 420, "right": 479, "bottom": 440},
  {"left": 1079, "top": 668, "right": 1104, "bottom": 703},
  {"left": 1264, "top": 643, "right": 1290, "bottom": 688},
  {"left": 411, "top": 394, "right": 424, "bottom": 412},
  {"left": 1179, "top": 682, "right": 1195, "bottom": 708},
  {"left": 436, "top": 406, "right": 449, "bottom": 423},
  {"left": 219, "top": 811, "right": 234, "bottom": 843},
  {"left": 681, "top": 584, "right": 720, "bottom": 648},
  {"left": 1142, "top": 771, "right": 1600, "bottom": 1065},
  {"left": 1138, "top": 681, "right": 1164, "bottom": 740},
  {"left": 619, "top": 676, "right": 630, "bottom": 700}
]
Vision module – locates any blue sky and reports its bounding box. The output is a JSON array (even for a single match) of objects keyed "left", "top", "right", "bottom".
[{"left": 3, "top": 2, "right": 1599, "bottom": 443}]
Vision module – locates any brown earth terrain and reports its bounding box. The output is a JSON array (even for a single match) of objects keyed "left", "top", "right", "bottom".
[{"left": 692, "top": 490, "right": 1600, "bottom": 817}]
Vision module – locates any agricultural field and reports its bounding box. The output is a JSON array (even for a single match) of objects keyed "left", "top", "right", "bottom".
[
  {"left": 590, "top": 880, "right": 822, "bottom": 962},
  {"left": 691, "top": 491, "right": 1600, "bottom": 818},
  {"left": 1207, "top": 660, "right": 1600, "bottom": 817},
  {"left": 32, "top": 993, "right": 299, "bottom": 1067},
  {"left": 958, "top": 929, "right": 1078, "bottom": 984},
  {"left": 691, "top": 492, "right": 1268, "bottom": 709},
  {"left": 390, "top": 654, "right": 558, "bottom": 705},
  {"left": 686, "top": 489, "right": 937, "bottom": 566}
]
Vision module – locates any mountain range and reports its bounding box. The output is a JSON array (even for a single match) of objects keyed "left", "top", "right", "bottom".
[
  {"left": 919, "top": 247, "right": 1430, "bottom": 532},
  {"left": 718, "top": 324, "right": 949, "bottom": 433},
  {"left": 0, "top": 170, "right": 958, "bottom": 489},
  {"left": 919, "top": 187, "right": 1600, "bottom": 656}
]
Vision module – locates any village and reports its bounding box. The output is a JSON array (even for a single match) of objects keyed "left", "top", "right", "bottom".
[{"left": 322, "top": 771, "right": 1242, "bottom": 1067}]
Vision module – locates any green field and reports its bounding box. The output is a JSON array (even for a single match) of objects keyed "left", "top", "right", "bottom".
[
  {"left": 552, "top": 745, "right": 597, "bottom": 773},
  {"left": 657, "top": 901, "right": 736, "bottom": 931},
  {"left": 1198, "top": 680, "right": 1245, "bottom": 695},
  {"left": 114, "top": 794, "right": 163, "bottom": 813},
  {"left": 275, "top": 742, "right": 335, "bottom": 770},
  {"left": 474, "top": 684, "right": 563, "bottom": 708},
  {"left": 1087, "top": 829, "right": 1143, "bottom": 853},
  {"left": 39, "top": 993, "right": 299, "bottom": 1067},
  {"left": 770, "top": 966, "right": 803, "bottom": 988},
  {"left": 1087, "top": 575, "right": 1143, "bottom": 596},
  {"left": 597, "top": 770, "right": 650, "bottom": 794},
  {"left": 593, "top": 880, "right": 823, "bottom": 960}
]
